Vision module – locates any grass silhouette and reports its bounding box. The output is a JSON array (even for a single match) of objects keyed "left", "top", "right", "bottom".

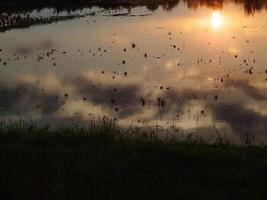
[{"left": 0, "top": 118, "right": 267, "bottom": 199}]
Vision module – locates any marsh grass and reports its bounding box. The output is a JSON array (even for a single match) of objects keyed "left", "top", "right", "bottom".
[
  {"left": 0, "top": 13, "right": 95, "bottom": 32},
  {"left": 0, "top": 118, "right": 267, "bottom": 199}
]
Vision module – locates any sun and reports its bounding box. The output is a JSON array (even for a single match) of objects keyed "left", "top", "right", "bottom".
[{"left": 211, "top": 11, "right": 222, "bottom": 29}]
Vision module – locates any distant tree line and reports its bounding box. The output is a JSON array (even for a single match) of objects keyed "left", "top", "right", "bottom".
[{"left": 0, "top": 0, "right": 266, "bottom": 15}]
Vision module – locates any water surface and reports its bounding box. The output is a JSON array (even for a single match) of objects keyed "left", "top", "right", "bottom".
[{"left": 1, "top": 0, "right": 267, "bottom": 143}]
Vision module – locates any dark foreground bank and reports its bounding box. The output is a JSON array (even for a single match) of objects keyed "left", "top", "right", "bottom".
[{"left": 0, "top": 120, "right": 267, "bottom": 200}]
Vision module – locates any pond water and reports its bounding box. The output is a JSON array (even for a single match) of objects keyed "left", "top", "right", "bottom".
[{"left": 1, "top": 0, "right": 267, "bottom": 143}]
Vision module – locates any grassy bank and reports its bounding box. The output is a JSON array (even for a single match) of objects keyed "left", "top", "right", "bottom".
[{"left": 0, "top": 120, "right": 267, "bottom": 199}]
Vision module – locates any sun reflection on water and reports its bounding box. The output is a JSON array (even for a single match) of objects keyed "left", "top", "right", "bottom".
[{"left": 211, "top": 11, "right": 222, "bottom": 29}]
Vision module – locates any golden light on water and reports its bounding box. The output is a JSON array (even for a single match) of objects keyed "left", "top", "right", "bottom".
[{"left": 211, "top": 11, "right": 222, "bottom": 29}]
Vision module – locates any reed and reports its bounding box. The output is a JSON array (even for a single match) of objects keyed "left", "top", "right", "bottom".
[{"left": 0, "top": 118, "right": 267, "bottom": 199}]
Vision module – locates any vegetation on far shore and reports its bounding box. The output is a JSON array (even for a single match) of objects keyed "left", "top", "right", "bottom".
[
  {"left": 1, "top": 0, "right": 267, "bottom": 14},
  {"left": 0, "top": 119, "right": 267, "bottom": 199}
]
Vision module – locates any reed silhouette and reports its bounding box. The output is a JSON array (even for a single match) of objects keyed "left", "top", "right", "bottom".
[
  {"left": 0, "top": 0, "right": 267, "bottom": 15},
  {"left": 0, "top": 119, "right": 266, "bottom": 199},
  {"left": 0, "top": 13, "right": 92, "bottom": 32}
]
